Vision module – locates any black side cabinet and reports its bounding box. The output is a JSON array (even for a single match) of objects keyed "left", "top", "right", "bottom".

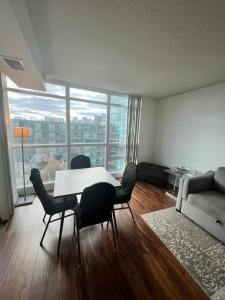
[{"left": 137, "top": 162, "right": 169, "bottom": 187}]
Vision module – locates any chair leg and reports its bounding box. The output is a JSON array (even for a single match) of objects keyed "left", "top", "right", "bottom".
[
  {"left": 106, "top": 220, "right": 109, "bottom": 228},
  {"left": 127, "top": 202, "right": 135, "bottom": 223},
  {"left": 57, "top": 211, "right": 65, "bottom": 256},
  {"left": 77, "top": 228, "right": 81, "bottom": 268},
  {"left": 40, "top": 215, "right": 51, "bottom": 246},
  {"left": 110, "top": 218, "right": 116, "bottom": 252},
  {"left": 112, "top": 210, "right": 118, "bottom": 237},
  {"left": 73, "top": 213, "right": 76, "bottom": 236},
  {"left": 43, "top": 213, "right": 46, "bottom": 223}
]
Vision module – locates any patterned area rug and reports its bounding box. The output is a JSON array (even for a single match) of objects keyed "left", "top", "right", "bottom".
[{"left": 142, "top": 207, "right": 225, "bottom": 300}]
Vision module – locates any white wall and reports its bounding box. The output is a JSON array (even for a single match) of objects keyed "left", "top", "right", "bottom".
[
  {"left": 138, "top": 97, "right": 158, "bottom": 162},
  {"left": 153, "top": 82, "right": 225, "bottom": 172}
]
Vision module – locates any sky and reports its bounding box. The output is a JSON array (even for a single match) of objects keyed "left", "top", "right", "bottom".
[
  {"left": 7, "top": 77, "right": 127, "bottom": 121},
  {"left": 8, "top": 91, "right": 106, "bottom": 121}
]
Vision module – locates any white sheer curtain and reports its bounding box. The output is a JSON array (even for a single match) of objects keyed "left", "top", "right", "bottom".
[{"left": 126, "top": 95, "right": 142, "bottom": 163}]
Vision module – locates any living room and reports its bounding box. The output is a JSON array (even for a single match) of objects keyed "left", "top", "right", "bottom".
[{"left": 0, "top": 1, "right": 225, "bottom": 299}]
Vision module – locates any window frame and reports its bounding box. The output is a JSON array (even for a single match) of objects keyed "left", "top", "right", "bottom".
[{"left": 6, "top": 78, "right": 128, "bottom": 190}]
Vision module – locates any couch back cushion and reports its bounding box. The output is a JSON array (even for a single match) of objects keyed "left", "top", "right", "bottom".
[{"left": 214, "top": 167, "right": 225, "bottom": 193}]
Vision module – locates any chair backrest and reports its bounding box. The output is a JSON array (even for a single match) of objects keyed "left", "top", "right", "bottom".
[
  {"left": 121, "top": 162, "right": 137, "bottom": 195},
  {"left": 79, "top": 182, "right": 115, "bottom": 228},
  {"left": 30, "top": 168, "right": 52, "bottom": 213},
  {"left": 71, "top": 155, "right": 91, "bottom": 169}
]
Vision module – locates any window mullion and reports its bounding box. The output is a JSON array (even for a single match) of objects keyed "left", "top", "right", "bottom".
[
  {"left": 66, "top": 85, "right": 71, "bottom": 169},
  {"left": 105, "top": 95, "right": 110, "bottom": 170}
]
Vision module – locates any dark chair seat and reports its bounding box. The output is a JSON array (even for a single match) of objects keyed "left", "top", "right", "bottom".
[
  {"left": 46, "top": 194, "right": 77, "bottom": 215},
  {"left": 114, "top": 187, "right": 131, "bottom": 204}
]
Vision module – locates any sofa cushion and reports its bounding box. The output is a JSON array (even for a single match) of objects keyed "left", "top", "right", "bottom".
[
  {"left": 214, "top": 167, "right": 225, "bottom": 193},
  {"left": 187, "top": 190, "right": 225, "bottom": 222}
]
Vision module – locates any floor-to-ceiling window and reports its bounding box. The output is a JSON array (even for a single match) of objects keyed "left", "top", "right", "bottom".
[{"left": 6, "top": 77, "right": 128, "bottom": 191}]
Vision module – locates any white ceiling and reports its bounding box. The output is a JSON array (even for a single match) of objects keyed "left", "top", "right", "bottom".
[
  {"left": 0, "top": 0, "right": 45, "bottom": 90},
  {"left": 13, "top": 1, "right": 225, "bottom": 97}
]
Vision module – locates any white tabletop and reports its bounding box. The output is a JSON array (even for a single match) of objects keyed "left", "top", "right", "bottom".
[{"left": 54, "top": 167, "right": 120, "bottom": 197}]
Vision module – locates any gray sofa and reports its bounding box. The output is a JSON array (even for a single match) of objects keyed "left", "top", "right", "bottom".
[{"left": 176, "top": 167, "right": 225, "bottom": 243}]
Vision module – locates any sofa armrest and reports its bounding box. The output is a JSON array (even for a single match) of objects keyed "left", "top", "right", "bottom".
[{"left": 182, "top": 171, "right": 215, "bottom": 201}]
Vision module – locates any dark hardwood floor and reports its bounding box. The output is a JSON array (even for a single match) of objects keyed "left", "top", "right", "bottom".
[{"left": 0, "top": 181, "right": 209, "bottom": 300}]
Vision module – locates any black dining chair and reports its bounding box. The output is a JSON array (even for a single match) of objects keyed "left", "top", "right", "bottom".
[
  {"left": 71, "top": 155, "right": 91, "bottom": 169},
  {"left": 107, "top": 163, "right": 137, "bottom": 235},
  {"left": 74, "top": 182, "right": 116, "bottom": 268},
  {"left": 30, "top": 168, "right": 77, "bottom": 255}
]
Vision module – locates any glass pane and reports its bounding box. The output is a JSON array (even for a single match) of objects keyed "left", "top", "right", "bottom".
[
  {"left": 108, "top": 145, "right": 126, "bottom": 172},
  {"left": 70, "top": 101, "right": 106, "bottom": 143},
  {"left": 108, "top": 158, "right": 126, "bottom": 173},
  {"left": 45, "top": 83, "right": 65, "bottom": 96},
  {"left": 110, "top": 95, "right": 128, "bottom": 106},
  {"left": 14, "top": 147, "right": 67, "bottom": 187},
  {"left": 70, "top": 87, "right": 107, "bottom": 102},
  {"left": 109, "top": 105, "right": 127, "bottom": 143},
  {"left": 8, "top": 92, "right": 66, "bottom": 144},
  {"left": 109, "top": 145, "right": 126, "bottom": 158},
  {"left": 71, "top": 145, "right": 105, "bottom": 167}
]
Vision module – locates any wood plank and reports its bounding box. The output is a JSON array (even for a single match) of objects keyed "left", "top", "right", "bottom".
[
  {"left": 0, "top": 271, "right": 33, "bottom": 300},
  {"left": 0, "top": 181, "right": 209, "bottom": 300}
]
